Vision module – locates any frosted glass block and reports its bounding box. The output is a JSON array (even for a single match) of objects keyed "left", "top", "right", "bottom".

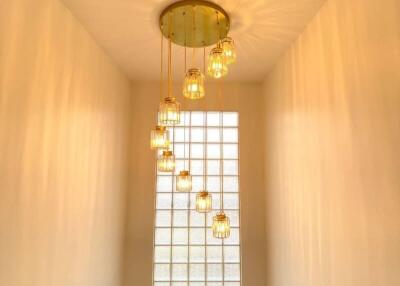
[
  {"left": 224, "top": 264, "right": 240, "bottom": 280},
  {"left": 190, "top": 160, "right": 204, "bottom": 176},
  {"left": 223, "top": 176, "right": 238, "bottom": 192},
  {"left": 157, "top": 176, "right": 173, "bottom": 192},
  {"left": 223, "top": 128, "right": 238, "bottom": 143},
  {"left": 208, "top": 283, "right": 222, "bottom": 286},
  {"left": 223, "top": 144, "right": 238, "bottom": 159},
  {"left": 224, "top": 160, "right": 238, "bottom": 175},
  {"left": 174, "top": 160, "right": 185, "bottom": 175},
  {"left": 155, "top": 282, "right": 170, "bottom": 286},
  {"left": 224, "top": 246, "right": 240, "bottom": 262},
  {"left": 224, "top": 193, "right": 239, "bottom": 209},
  {"left": 190, "top": 246, "right": 205, "bottom": 262},
  {"left": 172, "top": 264, "right": 188, "bottom": 281},
  {"left": 224, "top": 228, "right": 240, "bottom": 245},
  {"left": 207, "top": 264, "right": 223, "bottom": 280},
  {"left": 189, "top": 228, "right": 205, "bottom": 244},
  {"left": 173, "top": 228, "right": 188, "bottom": 245},
  {"left": 154, "top": 264, "right": 170, "bottom": 281},
  {"left": 156, "top": 193, "right": 172, "bottom": 209},
  {"left": 207, "top": 144, "right": 220, "bottom": 159},
  {"left": 189, "top": 264, "right": 205, "bottom": 281},
  {"left": 156, "top": 210, "right": 171, "bottom": 226},
  {"left": 206, "top": 228, "right": 222, "bottom": 245},
  {"left": 155, "top": 228, "right": 171, "bottom": 244},
  {"left": 207, "top": 177, "right": 220, "bottom": 193},
  {"left": 212, "top": 193, "right": 221, "bottom": 210},
  {"left": 191, "top": 175, "right": 204, "bottom": 189},
  {"left": 207, "top": 160, "right": 220, "bottom": 175},
  {"left": 207, "top": 112, "right": 220, "bottom": 126},
  {"left": 191, "top": 127, "right": 204, "bottom": 142},
  {"left": 207, "top": 246, "right": 222, "bottom": 262},
  {"left": 223, "top": 112, "right": 238, "bottom": 126},
  {"left": 190, "top": 211, "right": 205, "bottom": 226},
  {"left": 154, "top": 246, "right": 170, "bottom": 262},
  {"left": 225, "top": 282, "right": 240, "bottom": 286},
  {"left": 174, "top": 144, "right": 185, "bottom": 158},
  {"left": 174, "top": 128, "right": 185, "bottom": 142},
  {"left": 174, "top": 193, "right": 189, "bottom": 209},
  {"left": 207, "top": 128, "right": 220, "bottom": 142},
  {"left": 173, "top": 210, "right": 188, "bottom": 226},
  {"left": 190, "top": 283, "right": 205, "bottom": 286},
  {"left": 191, "top": 112, "right": 204, "bottom": 126},
  {"left": 189, "top": 193, "right": 197, "bottom": 209},
  {"left": 173, "top": 283, "right": 188, "bottom": 286},
  {"left": 172, "top": 246, "right": 188, "bottom": 263},
  {"left": 191, "top": 144, "right": 204, "bottom": 159},
  {"left": 225, "top": 210, "right": 239, "bottom": 227}
]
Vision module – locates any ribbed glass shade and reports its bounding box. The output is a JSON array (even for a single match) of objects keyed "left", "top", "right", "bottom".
[
  {"left": 196, "top": 191, "right": 212, "bottom": 213},
  {"left": 207, "top": 47, "right": 228, "bottom": 79},
  {"left": 212, "top": 212, "right": 230, "bottom": 238},
  {"left": 150, "top": 126, "right": 170, "bottom": 149},
  {"left": 159, "top": 97, "right": 180, "bottom": 125},
  {"left": 183, "top": 68, "right": 205, "bottom": 99},
  {"left": 176, "top": 170, "right": 192, "bottom": 192},
  {"left": 221, "top": 37, "right": 236, "bottom": 65},
  {"left": 157, "top": 150, "right": 175, "bottom": 172}
]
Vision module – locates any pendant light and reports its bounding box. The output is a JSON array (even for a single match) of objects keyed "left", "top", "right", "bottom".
[
  {"left": 157, "top": 150, "right": 176, "bottom": 172},
  {"left": 220, "top": 37, "right": 236, "bottom": 65},
  {"left": 150, "top": 126, "right": 170, "bottom": 149},
  {"left": 176, "top": 114, "right": 192, "bottom": 192},
  {"left": 207, "top": 46, "right": 228, "bottom": 79}
]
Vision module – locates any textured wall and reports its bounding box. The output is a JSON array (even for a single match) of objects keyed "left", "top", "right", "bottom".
[
  {"left": 0, "top": 0, "right": 132, "bottom": 285},
  {"left": 123, "top": 83, "right": 267, "bottom": 286},
  {"left": 262, "top": 0, "right": 400, "bottom": 285}
]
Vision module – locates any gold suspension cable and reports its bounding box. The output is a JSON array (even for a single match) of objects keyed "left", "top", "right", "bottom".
[
  {"left": 184, "top": 11, "right": 187, "bottom": 73},
  {"left": 160, "top": 27, "right": 164, "bottom": 102}
]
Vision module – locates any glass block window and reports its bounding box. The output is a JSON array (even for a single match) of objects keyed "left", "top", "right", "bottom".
[{"left": 154, "top": 111, "right": 241, "bottom": 286}]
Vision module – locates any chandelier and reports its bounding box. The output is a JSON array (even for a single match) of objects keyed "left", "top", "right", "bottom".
[{"left": 150, "top": 0, "right": 236, "bottom": 239}]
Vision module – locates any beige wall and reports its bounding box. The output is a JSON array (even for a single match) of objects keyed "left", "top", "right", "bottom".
[
  {"left": 0, "top": 0, "right": 132, "bottom": 285},
  {"left": 123, "top": 83, "right": 267, "bottom": 286},
  {"left": 262, "top": 0, "right": 400, "bottom": 285}
]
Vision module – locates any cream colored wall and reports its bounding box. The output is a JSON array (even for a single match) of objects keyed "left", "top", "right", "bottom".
[
  {"left": 123, "top": 83, "right": 267, "bottom": 286},
  {"left": 0, "top": 0, "right": 132, "bottom": 285},
  {"left": 262, "top": 0, "right": 400, "bottom": 285}
]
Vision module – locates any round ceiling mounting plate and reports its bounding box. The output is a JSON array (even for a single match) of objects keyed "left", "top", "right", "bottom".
[{"left": 159, "top": 0, "right": 230, "bottom": 48}]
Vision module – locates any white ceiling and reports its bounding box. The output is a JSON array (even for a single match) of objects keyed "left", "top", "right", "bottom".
[{"left": 62, "top": 0, "right": 326, "bottom": 83}]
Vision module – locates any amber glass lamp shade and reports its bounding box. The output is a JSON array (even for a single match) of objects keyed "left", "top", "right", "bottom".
[
  {"left": 150, "top": 126, "right": 170, "bottom": 149},
  {"left": 176, "top": 170, "right": 192, "bottom": 192},
  {"left": 212, "top": 212, "right": 230, "bottom": 238},
  {"left": 159, "top": 97, "right": 180, "bottom": 125},
  {"left": 196, "top": 191, "right": 212, "bottom": 213},
  {"left": 221, "top": 37, "right": 236, "bottom": 65},
  {"left": 207, "top": 47, "right": 228, "bottom": 79},
  {"left": 183, "top": 68, "right": 205, "bottom": 100},
  {"left": 157, "top": 150, "right": 175, "bottom": 172}
]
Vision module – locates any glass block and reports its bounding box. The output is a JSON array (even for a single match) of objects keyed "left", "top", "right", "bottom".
[
  {"left": 225, "top": 210, "right": 239, "bottom": 227},
  {"left": 154, "top": 264, "right": 170, "bottom": 281},
  {"left": 190, "top": 283, "right": 205, "bottom": 286},
  {"left": 189, "top": 193, "right": 197, "bottom": 209},
  {"left": 208, "top": 283, "right": 223, "bottom": 286},
  {"left": 223, "top": 193, "right": 239, "bottom": 209},
  {"left": 174, "top": 160, "right": 185, "bottom": 175},
  {"left": 223, "top": 144, "right": 238, "bottom": 159},
  {"left": 207, "top": 246, "right": 222, "bottom": 262},
  {"left": 191, "top": 144, "right": 204, "bottom": 159},
  {"left": 173, "top": 228, "right": 188, "bottom": 245},
  {"left": 190, "top": 263, "right": 205, "bottom": 281},
  {"left": 207, "top": 128, "right": 220, "bottom": 142},
  {"left": 172, "top": 264, "right": 188, "bottom": 281},
  {"left": 174, "top": 144, "right": 185, "bottom": 158},
  {"left": 172, "top": 246, "right": 188, "bottom": 263},
  {"left": 224, "top": 246, "right": 240, "bottom": 262},
  {"left": 224, "top": 228, "right": 240, "bottom": 245},
  {"left": 156, "top": 210, "right": 171, "bottom": 227},
  {"left": 207, "top": 176, "right": 220, "bottom": 193},
  {"left": 223, "top": 112, "right": 238, "bottom": 127},
  {"left": 206, "top": 228, "right": 222, "bottom": 245},
  {"left": 207, "top": 144, "right": 220, "bottom": 159},
  {"left": 190, "top": 160, "right": 204, "bottom": 176},
  {"left": 157, "top": 176, "right": 173, "bottom": 192},
  {"left": 207, "top": 112, "right": 220, "bottom": 126},
  {"left": 223, "top": 176, "right": 238, "bottom": 192},
  {"left": 174, "top": 193, "right": 189, "bottom": 209},
  {"left": 225, "top": 282, "right": 240, "bottom": 286},
  {"left": 173, "top": 282, "right": 188, "bottom": 286},
  {"left": 173, "top": 210, "right": 188, "bottom": 226},
  {"left": 223, "top": 128, "right": 238, "bottom": 143},
  {"left": 155, "top": 282, "right": 170, "bottom": 286},
  {"left": 207, "top": 264, "right": 223, "bottom": 280},
  {"left": 155, "top": 228, "right": 171, "bottom": 244},
  {"left": 190, "top": 211, "right": 205, "bottom": 226},
  {"left": 207, "top": 160, "right": 220, "bottom": 175},
  {"left": 154, "top": 246, "right": 170, "bottom": 263},
  {"left": 191, "top": 127, "right": 204, "bottom": 142},
  {"left": 157, "top": 193, "right": 172, "bottom": 209},
  {"left": 224, "top": 263, "right": 240, "bottom": 280},
  {"left": 191, "top": 112, "right": 204, "bottom": 126},
  {"left": 191, "top": 175, "right": 204, "bottom": 189},
  {"left": 223, "top": 160, "right": 238, "bottom": 175},
  {"left": 190, "top": 246, "right": 205, "bottom": 262},
  {"left": 189, "top": 228, "right": 205, "bottom": 244}
]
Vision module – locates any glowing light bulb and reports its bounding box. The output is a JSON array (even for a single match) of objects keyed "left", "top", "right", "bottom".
[{"left": 183, "top": 68, "right": 205, "bottom": 99}]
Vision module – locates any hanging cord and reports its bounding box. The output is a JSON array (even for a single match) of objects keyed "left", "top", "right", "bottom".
[
  {"left": 168, "top": 11, "right": 173, "bottom": 98},
  {"left": 203, "top": 112, "right": 207, "bottom": 190},
  {"left": 188, "top": 113, "right": 191, "bottom": 172},
  {"left": 184, "top": 113, "right": 187, "bottom": 170},
  {"left": 184, "top": 11, "right": 187, "bottom": 74},
  {"left": 192, "top": 4, "right": 196, "bottom": 67},
  {"left": 218, "top": 79, "right": 224, "bottom": 212},
  {"left": 203, "top": 47, "right": 206, "bottom": 75},
  {"left": 160, "top": 26, "right": 164, "bottom": 102}
]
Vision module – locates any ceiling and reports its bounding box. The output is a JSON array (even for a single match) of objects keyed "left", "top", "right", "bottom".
[{"left": 62, "top": 0, "right": 326, "bottom": 83}]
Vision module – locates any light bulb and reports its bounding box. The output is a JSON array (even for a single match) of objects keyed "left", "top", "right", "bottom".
[
  {"left": 157, "top": 150, "right": 175, "bottom": 172},
  {"left": 159, "top": 97, "right": 180, "bottom": 125},
  {"left": 176, "top": 170, "right": 192, "bottom": 192},
  {"left": 207, "top": 47, "right": 228, "bottom": 79},
  {"left": 196, "top": 191, "right": 212, "bottom": 213},
  {"left": 212, "top": 212, "right": 230, "bottom": 238},
  {"left": 220, "top": 37, "right": 236, "bottom": 65},
  {"left": 183, "top": 68, "right": 205, "bottom": 99},
  {"left": 150, "top": 126, "right": 169, "bottom": 149}
]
